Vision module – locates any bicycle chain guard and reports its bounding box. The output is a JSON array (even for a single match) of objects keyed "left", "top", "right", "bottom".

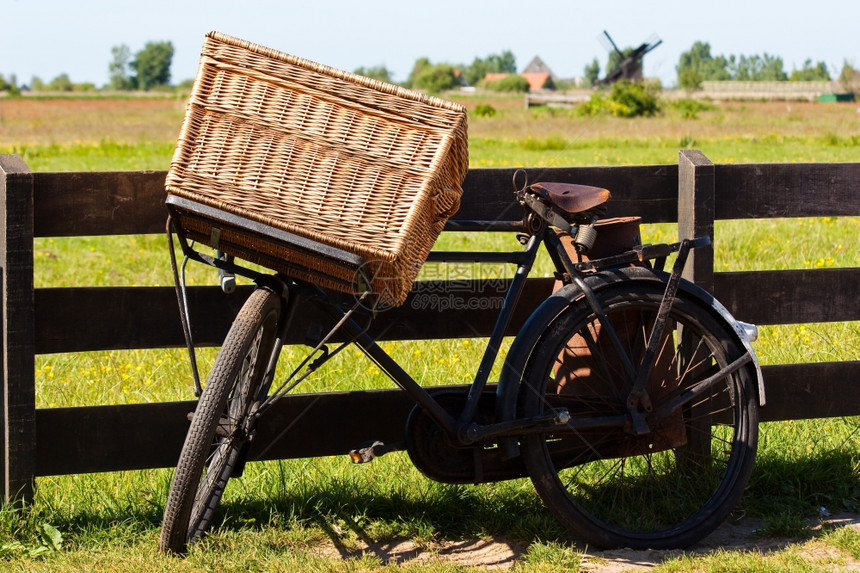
[{"left": 405, "top": 391, "right": 529, "bottom": 485}]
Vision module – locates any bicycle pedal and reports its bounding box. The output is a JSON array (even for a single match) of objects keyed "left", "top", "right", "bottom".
[{"left": 348, "top": 440, "right": 398, "bottom": 464}]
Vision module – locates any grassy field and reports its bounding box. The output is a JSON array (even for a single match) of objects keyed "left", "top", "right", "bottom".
[
  {"left": 0, "top": 95, "right": 858, "bottom": 571},
  {"left": 3, "top": 95, "right": 860, "bottom": 169}
]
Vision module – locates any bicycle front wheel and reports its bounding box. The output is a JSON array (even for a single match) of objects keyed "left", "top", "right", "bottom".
[
  {"left": 519, "top": 281, "right": 758, "bottom": 549},
  {"left": 160, "top": 286, "right": 281, "bottom": 554}
]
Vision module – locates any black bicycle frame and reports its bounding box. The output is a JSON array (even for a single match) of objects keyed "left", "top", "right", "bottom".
[
  {"left": 313, "top": 220, "right": 580, "bottom": 445},
  {"left": 168, "top": 201, "right": 724, "bottom": 450},
  {"left": 307, "top": 227, "right": 720, "bottom": 447}
]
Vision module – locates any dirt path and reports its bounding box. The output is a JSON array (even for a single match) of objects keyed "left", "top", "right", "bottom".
[{"left": 315, "top": 513, "right": 860, "bottom": 570}]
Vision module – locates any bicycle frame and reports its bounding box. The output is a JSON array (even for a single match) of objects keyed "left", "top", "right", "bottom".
[
  {"left": 163, "top": 185, "right": 766, "bottom": 553},
  {"left": 338, "top": 224, "right": 553, "bottom": 444},
  {"left": 322, "top": 226, "right": 732, "bottom": 448},
  {"left": 167, "top": 203, "right": 760, "bottom": 460}
]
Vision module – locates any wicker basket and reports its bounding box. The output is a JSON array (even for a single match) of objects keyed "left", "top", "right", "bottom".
[{"left": 166, "top": 32, "right": 469, "bottom": 307}]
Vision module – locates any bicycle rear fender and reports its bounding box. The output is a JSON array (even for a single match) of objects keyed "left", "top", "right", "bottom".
[{"left": 495, "top": 266, "right": 765, "bottom": 458}]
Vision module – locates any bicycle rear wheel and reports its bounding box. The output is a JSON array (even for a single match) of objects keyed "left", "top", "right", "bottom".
[
  {"left": 160, "top": 286, "right": 281, "bottom": 554},
  {"left": 519, "top": 281, "right": 758, "bottom": 549}
]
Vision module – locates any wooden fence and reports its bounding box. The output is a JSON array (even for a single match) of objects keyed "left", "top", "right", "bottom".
[{"left": 1, "top": 150, "right": 858, "bottom": 501}]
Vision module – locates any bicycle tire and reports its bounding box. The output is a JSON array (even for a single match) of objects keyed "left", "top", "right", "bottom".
[
  {"left": 519, "top": 281, "right": 758, "bottom": 549},
  {"left": 160, "top": 286, "right": 281, "bottom": 554}
]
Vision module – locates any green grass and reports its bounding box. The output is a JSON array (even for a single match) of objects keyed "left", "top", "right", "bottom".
[
  {"left": 6, "top": 140, "right": 176, "bottom": 171},
  {"left": 4, "top": 96, "right": 859, "bottom": 571},
  {"left": 470, "top": 133, "right": 860, "bottom": 168}
]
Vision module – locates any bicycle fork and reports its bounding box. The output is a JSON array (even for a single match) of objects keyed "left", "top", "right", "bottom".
[{"left": 622, "top": 238, "right": 693, "bottom": 435}]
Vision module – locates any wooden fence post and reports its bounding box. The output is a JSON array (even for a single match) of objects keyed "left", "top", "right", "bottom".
[
  {"left": 678, "top": 150, "right": 715, "bottom": 293},
  {"left": 0, "top": 155, "right": 36, "bottom": 502}
]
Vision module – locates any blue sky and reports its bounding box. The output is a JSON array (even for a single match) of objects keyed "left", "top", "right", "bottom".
[{"left": 2, "top": 0, "right": 857, "bottom": 88}]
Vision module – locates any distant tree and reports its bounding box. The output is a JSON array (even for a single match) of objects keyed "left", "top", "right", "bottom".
[
  {"left": 583, "top": 58, "right": 601, "bottom": 87},
  {"left": 48, "top": 73, "right": 73, "bottom": 92},
  {"left": 789, "top": 59, "right": 831, "bottom": 81},
  {"left": 486, "top": 51, "right": 517, "bottom": 74},
  {"left": 676, "top": 41, "right": 730, "bottom": 89},
  {"left": 761, "top": 55, "right": 789, "bottom": 81},
  {"left": 131, "top": 41, "right": 174, "bottom": 90},
  {"left": 30, "top": 76, "right": 45, "bottom": 91},
  {"left": 354, "top": 65, "right": 394, "bottom": 83},
  {"left": 678, "top": 67, "right": 704, "bottom": 91},
  {"left": 729, "top": 53, "right": 787, "bottom": 81},
  {"left": 463, "top": 56, "right": 490, "bottom": 87},
  {"left": 407, "top": 57, "right": 431, "bottom": 88},
  {"left": 0, "top": 74, "right": 20, "bottom": 95},
  {"left": 109, "top": 44, "right": 135, "bottom": 90},
  {"left": 838, "top": 60, "right": 858, "bottom": 93},
  {"left": 462, "top": 51, "right": 517, "bottom": 87},
  {"left": 677, "top": 40, "right": 840, "bottom": 87},
  {"left": 413, "top": 63, "right": 459, "bottom": 94}
]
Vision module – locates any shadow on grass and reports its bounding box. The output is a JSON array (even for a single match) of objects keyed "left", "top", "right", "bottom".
[
  {"left": 214, "top": 475, "right": 566, "bottom": 542},
  {"left": 195, "top": 444, "right": 859, "bottom": 562},
  {"left": 11, "top": 442, "right": 854, "bottom": 563},
  {"left": 742, "top": 447, "right": 859, "bottom": 537}
]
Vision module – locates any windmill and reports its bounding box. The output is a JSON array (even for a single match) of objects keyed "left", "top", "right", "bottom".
[{"left": 597, "top": 30, "right": 662, "bottom": 85}]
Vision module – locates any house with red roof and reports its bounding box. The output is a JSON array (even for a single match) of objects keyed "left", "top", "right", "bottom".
[{"left": 481, "top": 56, "right": 558, "bottom": 90}]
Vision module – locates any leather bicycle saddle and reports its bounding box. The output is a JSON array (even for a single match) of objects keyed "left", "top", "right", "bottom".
[{"left": 529, "top": 182, "right": 611, "bottom": 215}]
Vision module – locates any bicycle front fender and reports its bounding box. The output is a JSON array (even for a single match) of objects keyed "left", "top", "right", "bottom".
[{"left": 494, "top": 267, "right": 765, "bottom": 459}]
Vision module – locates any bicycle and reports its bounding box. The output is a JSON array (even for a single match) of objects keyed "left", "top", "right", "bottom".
[{"left": 160, "top": 170, "right": 763, "bottom": 554}]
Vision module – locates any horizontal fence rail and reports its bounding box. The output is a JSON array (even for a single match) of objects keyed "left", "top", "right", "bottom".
[{"left": 1, "top": 151, "right": 858, "bottom": 500}]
